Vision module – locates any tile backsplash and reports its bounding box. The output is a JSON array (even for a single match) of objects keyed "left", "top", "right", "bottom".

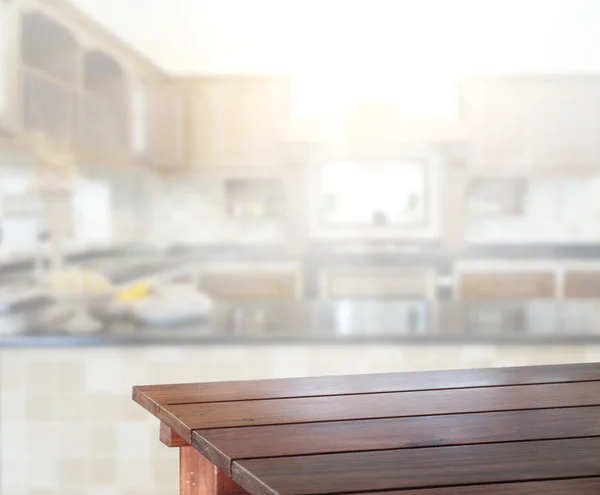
[
  {"left": 467, "top": 176, "right": 600, "bottom": 244},
  {"left": 147, "top": 177, "right": 285, "bottom": 246},
  {"left": 4, "top": 145, "right": 600, "bottom": 254},
  {"left": 0, "top": 149, "right": 285, "bottom": 256}
]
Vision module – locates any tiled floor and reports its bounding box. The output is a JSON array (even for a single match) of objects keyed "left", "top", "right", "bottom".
[{"left": 2, "top": 344, "right": 599, "bottom": 495}]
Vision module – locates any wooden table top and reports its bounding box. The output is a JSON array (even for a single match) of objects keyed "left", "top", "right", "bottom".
[{"left": 133, "top": 363, "right": 600, "bottom": 494}]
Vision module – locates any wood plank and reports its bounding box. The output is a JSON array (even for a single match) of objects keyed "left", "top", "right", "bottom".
[
  {"left": 132, "top": 362, "right": 600, "bottom": 416},
  {"left": 161, "top": 381, "right": 600, "bottom": 442},
  {"left": 180, "top": 446, "right": 248, "bottom": 495},
  {"left": 341, "top": 478, "right": 600, "bottom": 495},
  {"left": 200, "top": 273, "right": 297, "bottom": 300},
  {"left": 565, "top": 271, "right": 600, "bottom": 298},
  {"left": 192, "top": 406, "right": 600, "bottom": 475},
  {"left": 160, "top": 422, "right": 188, "bottom": 448},
  {"left": 232, "top": 438, "right": 600, "bottom": 495},
  {"left": 460, "top": 272, "right": 556, "bottom": 299}
]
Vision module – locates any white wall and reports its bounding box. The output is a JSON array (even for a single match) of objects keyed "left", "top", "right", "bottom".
[
  {"left": 0, "top": 150, "right": 156, "bottom": 257},
  {"left": 5, "top": 148, "right": 600, "bottom": 251},
  {"left": 150, "top": 170, "right": 600, "bottom": 247},
  {"left": 0, "top": 150, "right": 39, "bottom": 255},
  {"left": 147, "top": 177, "right": 284, "bottom": 246},
  {"left": 81, "top": 165, "right": 153, "bottom": 245},
  {"left": 72, "top": 179, "right": 112, "bottom": 245},
  {"left": 467, "top": 176, "right": 600, "bottom": 244}
]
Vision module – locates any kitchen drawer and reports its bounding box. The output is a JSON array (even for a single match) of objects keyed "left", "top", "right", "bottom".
[
  {"left": 322, "top": 268, "right": 436, "bottom": 299},
  {"left": 200, "top": 273, "right": 297, "bottom": 300},
  {"left": 564, "top": 271, "right": 600, "bottom": 298},
  {"left": 459, "top": 271, "right": 556, "bottom": 299}
]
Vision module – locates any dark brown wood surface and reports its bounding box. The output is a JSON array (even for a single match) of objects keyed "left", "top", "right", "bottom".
[
  {"left": 161, "top": 422, "right": 189, "bottom": 448},
  {"left": 161, "top": 381, "right": 600, "bottom": 441},
  {"left": 132, "top": 363, "right": 600, "bottom": 495},
  {"left": 233, "top": 438, "right": 600, "bottom": 495},
  {"left": 192, "top": 406, "right": 600, "bottom": 474},
  {"left": 340, "top": 478, "right": 600, "bottom": 495},
  {"left": 132, "top": 362, "right": 600, "bottom": 415}
]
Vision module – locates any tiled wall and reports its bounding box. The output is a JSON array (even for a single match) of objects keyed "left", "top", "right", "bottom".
[
  {"left": 2, "top": 344, "right": 600, "bottom": 495},
  {"left": 467, "top": 176, "right": 600, "bottom": 243},
  {"left": 147, "top": 178, "right": 284, "bottom": 246},
  {"left": 0, "top": 147, "right": 284, "bottom": 253},
  {"left": 5, "top": 146, "right": 600, "bottom": 252},
  {"left": 150, "top": 171, "right": 600, "bottom": 246}
]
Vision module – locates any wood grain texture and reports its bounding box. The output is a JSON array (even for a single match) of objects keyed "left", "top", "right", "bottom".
[
  {"left": 132, "top": 362, "right": 600, "bottom": 417},
  {"left": 200, "top": 273, "right": 297, "bottom": 300},
  {"left": 343, "top": 478, "right": 600, "bottom": 495},
  {"left": 564, "top": 271, "right": 600, "bottom": 298},
  {"left": 132, "top": 385, "right": 162, "bottom": 416},
  {"left": 134, "top": 364, "right": 600, "bottom": 494},
  {"left": 180, "top": 446, "right": 248, "bottom": 495},
  {"left": 192, "top": 406, "right": 600, "bottom": 474},
  {"left": 160, "top": 422, "right": 188, "bottom": 448},
  {"left": 232, "top": 438, "right": 600, "bottom": 495},
  {"left": 161, "top": 381, "right": 600, "bottom": 441},
  {"left": 460, "top": 272, "right": 556, "bottom": 299}
]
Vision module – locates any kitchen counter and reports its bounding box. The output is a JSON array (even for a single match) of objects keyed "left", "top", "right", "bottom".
[{"left": 4, "top": 300, "right": 600, "bottom": 347}]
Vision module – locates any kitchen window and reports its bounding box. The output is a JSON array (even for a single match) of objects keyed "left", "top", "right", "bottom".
[{"left": 320, "top": 161, "right": 428, "bottom": 226}]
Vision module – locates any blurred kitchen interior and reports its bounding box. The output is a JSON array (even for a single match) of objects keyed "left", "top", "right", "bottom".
[{"left": 5, "top": 0, "right": 600, "bottom": 494}]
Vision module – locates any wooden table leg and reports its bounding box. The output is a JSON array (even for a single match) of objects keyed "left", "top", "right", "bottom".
[
  {"left": 161, "top": 422, "right": 188, "bottom": 448},
  {"left": 180, "top": 446, "right": 248, "bottom": 495}
]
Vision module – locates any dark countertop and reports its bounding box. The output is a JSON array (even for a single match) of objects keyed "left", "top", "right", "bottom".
[
  {"left": 3, "top": 300, "right": 600, "bottom": 347},
  {"left": 5, "top": 242, "right": 600, "bottom": 270},
  {"left": 168, "top": 242, "right": 600, "bottom": 264}
]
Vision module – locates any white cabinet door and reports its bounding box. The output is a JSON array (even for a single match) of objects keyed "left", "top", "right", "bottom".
[
  {"left": 146, "top": 84, "right": 186, "bottom": 167},
  {"left": 130, "top": 78, "right": 148, "bottom": 154},
  {"left": 0, "top": 0, "right": 10, "bottom": 123}
]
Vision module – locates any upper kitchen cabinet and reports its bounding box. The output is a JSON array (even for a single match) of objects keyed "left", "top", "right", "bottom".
[
  {"left": 3, "top": 0, "right": 181, "bottom": 167},
  {"left": 460, "top": 76, "right": 600, "bottom": 173},
  {"left": 344, "top": 100, "right": 465, "bottom": 153},
  {"left": 184, "top": 76, "right": 290, "bottom": 176},
  {"left": 20, "top": 10, "right": 79, "bottom": 144},
  {"left": 80, "top": 49, "right": 128, "bottom": 153},
  {"left": 147, "top": 83, "right": 185, "bottom": 169},
  {"left": 129, "top": 77, "right": 149, "bottom": 156},
  {"left": 0, "top": 0, "right": 19, "bottom": 133}
]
